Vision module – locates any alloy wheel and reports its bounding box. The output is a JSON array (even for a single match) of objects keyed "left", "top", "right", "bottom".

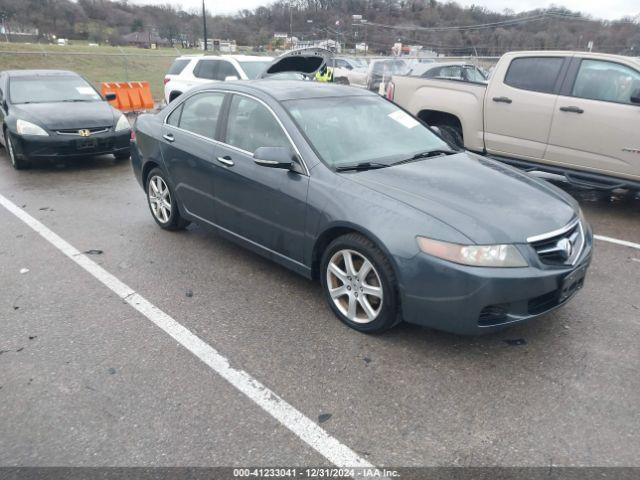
[
  {"left": 326, "top": 249, "right": 383, "bottom": 324},
  {"left": 148, "top": 175, "right": 172, "bottom": 224}
]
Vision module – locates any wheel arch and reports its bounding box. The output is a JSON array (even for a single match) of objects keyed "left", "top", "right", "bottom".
[
  {"left": 310, "top": 222, "right": 401, "bottom": 284},
  {"left": 416, "top": 110, "right": 463, "bottom": 137},
  {"left": 142, "top": 160, "right": 161, "bottom": 187}
]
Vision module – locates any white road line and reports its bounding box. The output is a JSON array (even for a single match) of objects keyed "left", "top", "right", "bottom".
[
  {"left": 594, "top": 234, "right": 640, "bottom": 251},
  {"left": 0, "top": 193, "right": 373, "bottom": 469}
]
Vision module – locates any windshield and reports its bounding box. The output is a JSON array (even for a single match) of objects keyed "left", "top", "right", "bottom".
[
  {"left": 284, "top": 95, "right": 450, "bottom": 167},
  {"left": 237, "top": 61, "right": 272, "bottom": 79},
  {"left": 9, "top": 75, "right": 101, "bottom": 104},
  {"left": 349, "top": 58, "right": 368, "bottom": 69},
  {"left": 465, "top": 66, "right": 488, "bottom": 82},
  {"left": 371, "top": 60, "right": 408, "bottom": 75}
]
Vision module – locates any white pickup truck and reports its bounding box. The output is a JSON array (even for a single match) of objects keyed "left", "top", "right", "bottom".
[{"left": 388, "top": 51, "right": 640, "bottom": 190}]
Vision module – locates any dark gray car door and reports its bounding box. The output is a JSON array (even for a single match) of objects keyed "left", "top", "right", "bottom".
[
  {"left": 0, "top": 74, "right": 6, "bottom": 146},
  {"left": 212, "top": 93, "right": 309, "bottom": 263},
  {"left": 159, "top": 91, "right": 227, "bottom": 223}
]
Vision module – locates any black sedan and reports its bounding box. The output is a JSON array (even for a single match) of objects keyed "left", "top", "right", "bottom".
[
  {"left": 0, "top": 69, "right": 131, "bottom": 169},
  {"left": 131, "top": 79, "right": 592, "bottom": 335}
]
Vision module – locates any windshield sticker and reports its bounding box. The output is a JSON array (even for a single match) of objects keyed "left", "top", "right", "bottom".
[
  {"left": 388, "top": 110, "right": 419, "bottom": 129},
  {"left": 76, "top": 86, "right": 98, "bottom": 96}
]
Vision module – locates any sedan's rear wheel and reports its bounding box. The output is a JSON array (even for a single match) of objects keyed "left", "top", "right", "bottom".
[
  {"left": 146, "top": 167, "right": 189, "bottom": 230},
  {"left": 321, "top": 233, "right": 400, "bottom": 333}
]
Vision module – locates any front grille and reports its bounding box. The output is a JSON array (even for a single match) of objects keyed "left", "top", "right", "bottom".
[
  {"left": 528, "top": 218, "right": 585, "bottom": 266},
  {"left": 56, "top": 126, "right": 111, "bottom": 136}
]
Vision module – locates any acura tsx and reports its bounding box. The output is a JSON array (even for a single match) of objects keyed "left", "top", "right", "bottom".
[{"left": 130, "top": 52, "right": 592, "bottom": 335}]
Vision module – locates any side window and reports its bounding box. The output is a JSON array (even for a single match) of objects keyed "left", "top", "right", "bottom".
[
  {"left": 504, "top": 57, "right": 564, "bottom": 94},
  {"left": 194, "top": 60, "right": 220, "bottom": 80},
  {"left": 572, "top": 59, "right": 640, "bottom": 105},
  {"left": 225, "top": 95, "right": 290, "bottom": 154},
  {"left": 217, "top": 61, "right": 239, "bottom": 80},
  {"left": 166, "top": 104, "right": 182, "bottom": 127},
  {"left": 167, "top": 59, "right": 190, "bottom": 75},
  {"left": 177, "top": 92, "right": 225, "bottom": 139}
]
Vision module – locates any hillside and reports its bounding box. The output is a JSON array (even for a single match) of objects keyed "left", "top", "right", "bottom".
[{"left": 0, "top": 0, "right": 638, "bottom": 55}]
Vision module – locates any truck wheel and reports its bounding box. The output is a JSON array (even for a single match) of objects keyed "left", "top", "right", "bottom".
[{"left": 434, "top": 124, "right": 463, "bottom": 149}]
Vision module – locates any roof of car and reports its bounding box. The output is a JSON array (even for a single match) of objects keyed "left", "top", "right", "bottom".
[
  {"left": 4, "top": 69, "right": 80, "bottom": 77},
  {"left": 224, "top": 80, "right": 376, "bottom": 101}
]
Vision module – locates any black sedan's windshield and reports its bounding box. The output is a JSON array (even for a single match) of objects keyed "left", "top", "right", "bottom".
[
  {"left": 9, "top": 75, "right": 102, "bottom": 104},
  {"left": 284, "top": 95, "right": 450, "bottom": 167}
]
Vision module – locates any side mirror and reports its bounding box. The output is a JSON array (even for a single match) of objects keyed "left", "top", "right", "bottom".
[
  {"left": 430, "top": 126, "right": 442, "bottom": 136},
  {"left": 225, "top": 75, "right": 239, "bottom": 81},
  {"left": 631, "top": 88, "right": 640, "bottom": 105},
  {"left": 253, "top": 146, "right": 296, "bottom": 170},
  {"left": 105, "top": 92, "right": 117, "bottom": 102}
]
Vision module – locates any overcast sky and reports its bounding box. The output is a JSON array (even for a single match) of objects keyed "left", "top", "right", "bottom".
[{"left": 130, "top": 0, "right": 639, "bottom": 21}]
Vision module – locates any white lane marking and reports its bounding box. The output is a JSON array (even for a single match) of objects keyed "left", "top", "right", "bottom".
[
  {"left": 0, "top": 193, "right": 373, "bottom": 469},
  {"left": 594, "top": 234, "right": 640, "bottom": 251}
]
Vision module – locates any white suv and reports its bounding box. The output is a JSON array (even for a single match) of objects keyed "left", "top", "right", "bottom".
[{"left": 163, "top": 55, "right": 273, "bottom": 104}]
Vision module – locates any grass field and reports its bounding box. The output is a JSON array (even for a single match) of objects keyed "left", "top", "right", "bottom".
[{"left": 0, "top": 42, "right": 185, "bottom": 102}]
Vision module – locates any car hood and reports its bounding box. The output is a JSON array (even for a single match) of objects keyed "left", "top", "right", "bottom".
[
  {"left": 345, "top": 153, "right": 577, "bottom": 244},
  {"left": 12, "top": 101, "right": 118, "bottom": 130}
]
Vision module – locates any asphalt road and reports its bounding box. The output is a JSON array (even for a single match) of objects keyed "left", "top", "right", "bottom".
[{"left": 0, "top": 152, "right": 638, "bottom": 468}]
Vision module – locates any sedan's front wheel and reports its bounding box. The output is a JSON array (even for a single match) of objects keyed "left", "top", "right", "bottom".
[
  {"left": 321, "top": 233, "right": 401, "bottom": 333},
  {"left": 146, "top": 167, "right": 189, "bottom": 230},
  {"left": 5, "top": 132, "right": 30, "bottom": 170}
]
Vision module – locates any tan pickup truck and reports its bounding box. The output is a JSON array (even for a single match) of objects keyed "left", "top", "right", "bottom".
[{"left": 388, "top": 51, "right": 640, "bottom": 189}]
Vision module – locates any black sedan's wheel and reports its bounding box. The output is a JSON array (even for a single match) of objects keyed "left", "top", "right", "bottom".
[
  {"left": 321, "top": 233, "right": 400, "bottom": 333},
  {"left": 5, "top": 132, "right": 30, "bottom": 170},
  {"left": 146, "top": 167, "right": 189, "bottom": 230}
]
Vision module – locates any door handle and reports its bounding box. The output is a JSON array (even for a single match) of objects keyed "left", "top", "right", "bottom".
[
  {"left": 216, "top": 155, "right": 234, "bottom": 166},
  {"left": 163, "top": 133, "right": 175, "bottom": 142},
  {"left": 559, "top": 106, "right": 584, "bottom": 114},
  {"left": 492, "top": 96, "right": 512, "bottom": 104}
]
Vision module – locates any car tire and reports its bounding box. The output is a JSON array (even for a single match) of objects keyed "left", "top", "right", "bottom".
[
  {"left": 320, "top": 233, "right": 401, "bottom": 333},
  {"left": 433, "top": 124, "right": 463, "bottom": 149},
  {"left": 145, "top": 167, "right": 190, "bottom": 231},
  {"left": 114, "top": 150, "right": 131, "bottom": 161},
  {"left": 5, "top": 130, "right": 30, "bottom": 170}
]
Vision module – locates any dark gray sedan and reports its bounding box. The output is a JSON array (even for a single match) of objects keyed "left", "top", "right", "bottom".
[{"left": 131, "top": 80, "right": 592, "bottom": 335}]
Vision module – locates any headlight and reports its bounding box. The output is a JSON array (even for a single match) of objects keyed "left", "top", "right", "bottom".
[
  {"left": 115, "top": 115, "right": 130, "bottom": 131},
  {"left": 16, "top": 119, "right": 48, "bottom": 136},
  {"left": 417, "top": 236, "right": 528, "bottom": 268}
]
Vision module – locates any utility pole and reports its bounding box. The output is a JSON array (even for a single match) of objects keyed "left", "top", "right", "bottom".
[
  {"left": 289, "top": 1, "right": 293, "bottom": 42},
  {"left": 202, "top": 0, "right": 208, "bottom": 51}
]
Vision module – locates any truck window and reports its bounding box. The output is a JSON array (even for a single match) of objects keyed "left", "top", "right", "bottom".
[
  {"left": 504, "top": 57, "right": 564, "bottom": 94},
  {"left": 571, "top": 60, "right": 640, "bottom": 105}
]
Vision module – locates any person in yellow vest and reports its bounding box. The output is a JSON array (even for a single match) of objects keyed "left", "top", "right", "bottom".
[{"left": 314, "top": 64, "right": 334, "bottom": 82}]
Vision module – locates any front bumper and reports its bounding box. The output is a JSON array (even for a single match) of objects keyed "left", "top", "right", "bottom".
[
  {"left": 11, "top": 129, "right": 130, "bottom": 160},
  {"left": 397, "top": 231, "right": 593, "bottom": 335}
]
